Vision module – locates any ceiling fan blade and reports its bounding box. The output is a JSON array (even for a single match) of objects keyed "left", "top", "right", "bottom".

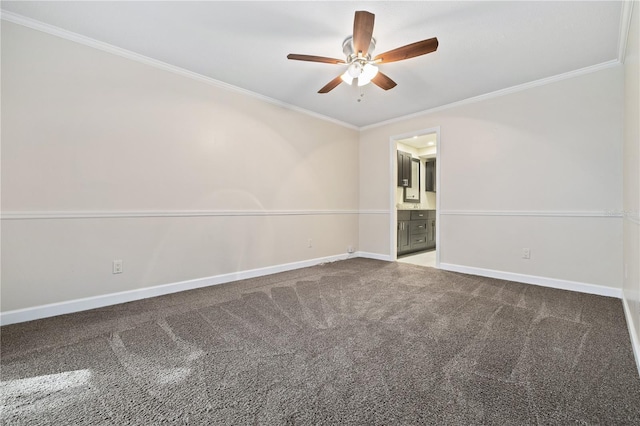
[
  {"left": 318, "top": 75, "right": 344, "bottom": 93},
  {"left": 353, "top": 11, "right": 375, "bottom": 57},
  {"left": 374, "top": 37, "right": 439, "bottom": 64},
  {"left": 287, "top": 54, "right": 346, "bottom": 64},
  {"left": 371, "top": 71, "right": 397, "bottom": 90}
]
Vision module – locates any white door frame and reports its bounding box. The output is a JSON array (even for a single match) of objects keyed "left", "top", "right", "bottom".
[{"left": 389, "top": 126, "right": 441, "bottom": 267}]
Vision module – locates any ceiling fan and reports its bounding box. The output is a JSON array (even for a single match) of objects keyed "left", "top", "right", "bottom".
[{"left": 287, "top": 10, "right": 438, "bottom": 94}]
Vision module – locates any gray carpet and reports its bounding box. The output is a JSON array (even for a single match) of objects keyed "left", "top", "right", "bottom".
[{"left": 2, "top": 258, "right": 640, "bottom": 425}]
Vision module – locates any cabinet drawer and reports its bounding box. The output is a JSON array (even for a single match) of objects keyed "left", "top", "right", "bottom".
[
  {"left": 411, "top": 235, "right": 427, "bottom": 245},
  {"left": 409, "top": 220, "right": 427, "bottom": 234},
  {"left": 410, "top": 210, "right": 428, "bottom": 220},
  {"left": 397, "top": 210, "right": 411, "bottom": 221},
  {"left": 410, "top": 234, "right": 428, "bottom": 250}
]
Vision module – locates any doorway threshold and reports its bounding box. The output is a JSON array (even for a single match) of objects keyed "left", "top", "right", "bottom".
[{"left": 396, "top": 249, "right": 437, "bottom": 268}]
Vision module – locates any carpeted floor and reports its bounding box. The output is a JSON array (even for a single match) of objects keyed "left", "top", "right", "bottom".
[{"left": 2, "top": 258, "right": 640, "bottom": 425}]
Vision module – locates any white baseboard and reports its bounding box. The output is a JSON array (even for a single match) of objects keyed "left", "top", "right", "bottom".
[
  {"left": 438, "top": 263, "right": 623, "bottom": 299},
  {"left": 622, "top": 295, "right": 640, "bottom": 377},
  {"left": 1, "top": 254, "right": 625, "bottom": 328},
  {"left": 0, "top": 253, "right": 352, "bottom": 326},
  {"left": 355, "top": 251, "right": 394, "bottom": 262}
]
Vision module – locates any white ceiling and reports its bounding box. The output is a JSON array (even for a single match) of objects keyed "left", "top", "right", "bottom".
[{"left": 1, "top": 1, "right": 625, "bottom": 128}]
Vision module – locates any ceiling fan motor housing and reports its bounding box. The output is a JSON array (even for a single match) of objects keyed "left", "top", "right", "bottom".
[{"left": 342, "top": 36, "right": 376, "bottom": 62}]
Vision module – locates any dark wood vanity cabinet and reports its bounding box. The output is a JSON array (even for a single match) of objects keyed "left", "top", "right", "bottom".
[
  {"left": 397, "top": 210, "right": 435, "bottom": 255},
  {"left": 397, "top": 151, "right": 412, "bottom": 187}
]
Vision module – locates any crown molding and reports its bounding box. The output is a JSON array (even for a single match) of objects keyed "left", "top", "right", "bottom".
[
  {"left": 618, "top": 0, "right": 635, "bottom": 63},
  {"left": 360, "top": 59, "right": 621, "bottom": 131},
  {"left": 0, "top": 10, "right": 359, "bottom": 131}
]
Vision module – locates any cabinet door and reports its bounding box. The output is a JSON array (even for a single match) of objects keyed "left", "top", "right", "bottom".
[
  {"left": 397, "top": 221, "right": 411, "bottom": 253},
  {"left": 425, "top": 160, "right": 436, "bottom": 192},
  {"left": 397, "top": 152, "right": 403, "bottom": 187},
  {"left": 403, "top": 154, "right": 412, "bottom": 187},
  {"left": 397, "top": 151, "right": 412, "bottom": 187},
  {"left": 426, "top": 218, "right": 436, "bottom": 248}
]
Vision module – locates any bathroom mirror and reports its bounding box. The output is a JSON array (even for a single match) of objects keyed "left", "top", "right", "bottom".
[{"left": 403, "top": 158, "right": 420, "bottom": 203}]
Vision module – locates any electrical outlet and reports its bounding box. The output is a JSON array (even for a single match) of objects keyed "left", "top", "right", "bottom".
[
  {"left": 522, "top": 248, "right": 531, "bottom": 259},
  {"left": 348, "top": 245, "right": 355, "bottom": 253},
  {"left": 307, "top": 239, "right": 313, "bottom": 248},
  {"left": 112, "top": 259, "right": 123, "bottom": 274}
]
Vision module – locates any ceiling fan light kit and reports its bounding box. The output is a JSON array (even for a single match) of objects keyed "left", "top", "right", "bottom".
[
  {"left": 287, "top": 10, "right": 438, "bottom": 94},
  {"left": 339, "top": 35, "right": 379, "bottom": 86}
]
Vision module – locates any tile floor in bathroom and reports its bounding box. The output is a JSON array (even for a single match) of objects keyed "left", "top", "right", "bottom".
[{"left": 396, "top": 249, "right": 437, "bottom": 268}]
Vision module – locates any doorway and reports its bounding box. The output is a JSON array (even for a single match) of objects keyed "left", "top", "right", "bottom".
[{"left": 390, "top": 127, "right": 440, "bottom": 268}]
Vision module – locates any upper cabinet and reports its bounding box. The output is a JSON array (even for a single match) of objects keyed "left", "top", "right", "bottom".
[
  {"left": 425, "top": 159, "right": 436, "bottom": 192},
  {"left": 403, "top": 158, "right": 421, "bottom": 203},
  {"left": 397, "top": 151, "right": 412, "bottom": 187}
]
